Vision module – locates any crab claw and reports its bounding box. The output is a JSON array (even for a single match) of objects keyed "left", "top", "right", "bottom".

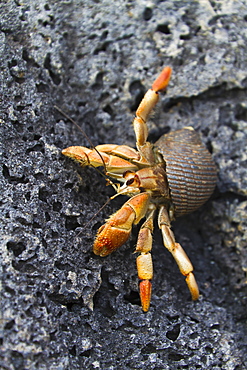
[{"left": 93, "top": 193, "right": 150, "bottom": 257}]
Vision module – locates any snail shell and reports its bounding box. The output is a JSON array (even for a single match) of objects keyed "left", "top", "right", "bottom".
[{"left": 155, "top": 127, "right": 217, "bottom": 217}]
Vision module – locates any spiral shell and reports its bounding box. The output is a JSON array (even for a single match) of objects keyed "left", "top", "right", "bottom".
[{"left": 155, "top": 127, "right": 217, "bottom": 217}]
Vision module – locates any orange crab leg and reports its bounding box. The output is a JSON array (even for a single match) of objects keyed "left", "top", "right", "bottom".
[
  {"left": 135, "top": 208, "right": 155, "bottom": 311},
  {"left": 152, "top": 66, "right": 172, "bottom": 92},
  {"left": 139, "top": 280, "right": 152, "bottom": 312},
  {"left": 133, "top": 67, "right": 172, "bottom": 163},
  {"left": 93, "top": 192, "right": 150, "bottom": 257},
  {"left": 95, "top": 144, "right": 140, "bottom": 161},
  {"left": 62, "top": 146, "right": 139, "bottom": 174},
  {"left": 135, "top": 66, "right": 172, "bottom": 128},
  {"left": 158, "top": 206, "right": 199, "bottom": 300}
]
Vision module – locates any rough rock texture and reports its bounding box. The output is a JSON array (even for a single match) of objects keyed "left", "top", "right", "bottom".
[{"left": 1, "top": 0, "right": 247, "bottom": 369}]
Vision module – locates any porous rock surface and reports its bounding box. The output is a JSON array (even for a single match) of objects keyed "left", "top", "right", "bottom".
[{"left": 1, "top": 0, "right": 247, "bottom": 369}]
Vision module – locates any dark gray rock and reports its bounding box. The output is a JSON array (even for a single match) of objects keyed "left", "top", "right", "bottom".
[{"left": 1, "top": 0, "right": 247, "bottom": 369}]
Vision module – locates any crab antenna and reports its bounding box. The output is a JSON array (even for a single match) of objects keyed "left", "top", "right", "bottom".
[
  {"left": 54, "top": 105, "right": 107, "bottom": 173},
  {"left": 76, "top": 180, "right": 125, "bottom": 236},
  {"left": 75, "top": 197, "right": 113, "bottom": 237},
  {"left": 55, "top": 105, "right": 122, "bottom": 235}
]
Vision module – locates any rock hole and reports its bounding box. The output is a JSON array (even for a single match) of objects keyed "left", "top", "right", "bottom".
[
  {"left": 103, "top": 104, "right": 114, "bottom": 117},
  {"left": 235, "top": 103, "right": 247, "bottom": 121},
  {"left": 53, "top": 201, "right": 62, "bottom": 212},
  {"left": 33, "top": 221, "right": 42, "bottom": 229},
  {"left": 141, "top": 343, "right": 157, "bottom": 355},
  {"left": 4, "top": 319, "right": 15, "bottom": 330},
  {"left": 12, "top": 261, "right": 36, "bottom": 272},
  {"left": 36, "top": 82, "right": 49, "bottom": 93},
  {"left": 7, "top": 241, "right": 26, "bottom": 257},
  {"left": 129, "top": 80, "right": 145, "bottom": 112},
  {"left": 204, "top": 345, "right": 213, "bottom": 353},
  {"left": 16, "top": 105, "right": 25, "bottom": 112},
  {"left": 22, "top": 49, "right": 39, "bottom": 67},
  {"left": 124, "top": 290, "right": 141, "bottom": 307},
  {"left": 14, "top": 95, "right": 22, "bottom": 102},
  {"left": 166, "top": 324, "right": 181, "bottom": 341},
  {"left": 2, "top": 164, "right": 10, "bottom": 180},
  {"left": 180, "top": 33, "right": 191, "bottom": 40},
  {"left": 69, "top": 345, "right": 77, "bottom": 356},
  {"left": 156, "top": 24, "right": 171, "bottom": 34},
  {"left": 44, "top": 53, "right": 61, "bottom": 85},
  {"left": 168, "top": 352, "right": 184, "bottom": 361},
  {"left": 93, "top": 41, "right": 110, "bottom": 55},
  {"left": 92, "top": 71, "right": 104, "bottom": 90},
  {"left": 100, "top": 30, "right": 108, "bottom": 41},
  {"left": 5, "top": 286, "right": 15, "bottom": 295},
  {"left": 65, "top": 216, "right": 81, "bottom": 231},
  {"left": 79, "top": 349, "right": 92, "bottom": 358},
  {"left": 45, "top": 212, "right": 51, "bottom": 221},
  {"left": 26, "top": 143, "right": 44, "bottom": 154},
  {"left": 166, "top": 313, "right": 180, "bottom": 322},
  {"left": 8, "top": 59, "right": 17, "bottom": 68},
  {"left": 54, "top": 260, "right": 71, "bottom": 271},
  {"left": 143, "top": 7, "right": 153, "bottom": 21},
  {"left": 210, "top": 323, "right": 220, "bottom": 330},
  {"left": 206, "top": 140, "right": 213, "bottom": 154},
  {"left": 10, "top": 350, "right": 24, "bottom": 369},
  {"left": 66, "top": 300, "right": 84, "bottom": 311},
  {"left": 92, "top": 221, "right": 102, "bottom": 232},
  {"left": 39, "top": 188, "right": 49, "bottom": 202}
]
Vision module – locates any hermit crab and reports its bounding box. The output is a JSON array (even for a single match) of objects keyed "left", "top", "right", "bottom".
[{"left": 62, "top": 67, "right": 217, "bottom": 311}]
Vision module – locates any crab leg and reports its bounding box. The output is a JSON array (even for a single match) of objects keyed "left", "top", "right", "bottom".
[
  {"left": 158, "top": 206, "right": 199, "bottom": 301},
  {"left": 62, "top": 145, "right": 139, "bottom": 175},
  {"left": 135, "top": 206, "right": 156, "bottom": 312},
  {"left": 93, "top": 192, "right": 150, "bottom": 257},
  {"left": 133, "top": 66, "right": 172, "bottom": 164},
  {"left": 95, "top": 144, "right": 140, "bottom": 161}
]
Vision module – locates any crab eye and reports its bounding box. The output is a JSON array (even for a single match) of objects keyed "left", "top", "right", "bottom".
[{"left": 126, "top": 178, "right": 135, "bottom": 186}]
